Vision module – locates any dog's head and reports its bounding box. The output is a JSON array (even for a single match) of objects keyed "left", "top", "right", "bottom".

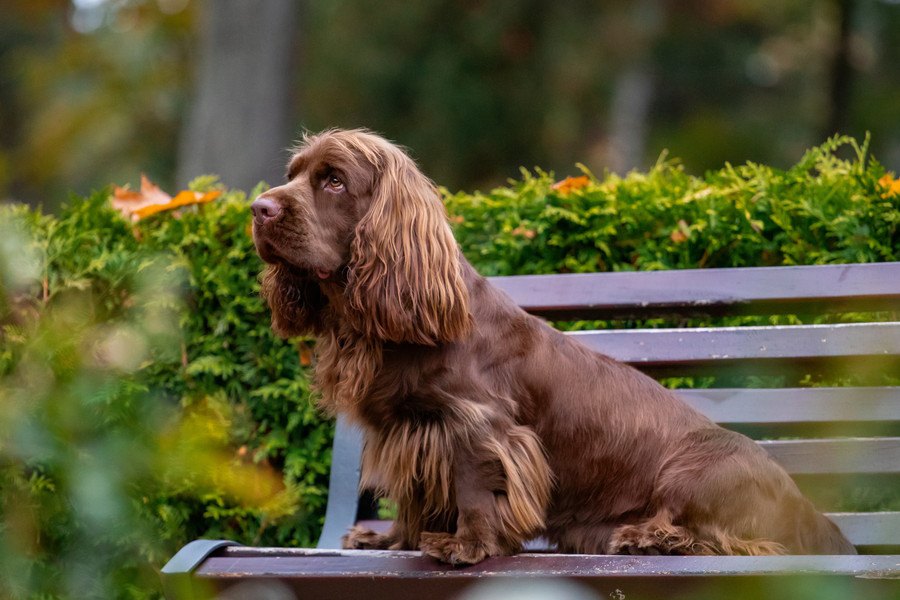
[{"left": 252, "top": 129, "right": 470, "bottom": 344}]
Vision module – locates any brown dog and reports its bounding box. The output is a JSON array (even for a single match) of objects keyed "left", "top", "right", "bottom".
[{"left": 251, "top": 128, "right": 855, "bottom": 564}]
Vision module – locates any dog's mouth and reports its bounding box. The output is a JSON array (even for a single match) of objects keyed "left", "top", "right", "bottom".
[
  {"left": 252, "top": 224, "right": 341, "bottom": 282},
  {"left": 254, "top": 239, "right": 335, "bottom": 282},
  {"left": 252, "top": 236, "right": 282, "bottom": 265}
]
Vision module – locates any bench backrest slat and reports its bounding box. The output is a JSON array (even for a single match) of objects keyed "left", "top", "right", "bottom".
[
  {"left": 677, "top": 387, "right": 900, "bottom": 425},
  {"left": 827, "top": 512, "right": 900, "bottom": 547},
  {"left": 490, "top": 262, "right": 900, "bottom": 319},
  {"left": 759, "top": 438, "right": 900, "bottom": 475},
  {"left": 569, "top": 322, "right": 900, "bottom": 376}
]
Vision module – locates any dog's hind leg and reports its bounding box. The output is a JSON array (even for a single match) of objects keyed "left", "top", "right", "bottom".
[
  {"left": 609, "top": 428, "right": 808, "bottom": 556},
  {"left": 607, "top": 509, "right": 715, "bottom": 555},
  {"left": 607, "top": 510, "right": 786, "bottom": 556}
]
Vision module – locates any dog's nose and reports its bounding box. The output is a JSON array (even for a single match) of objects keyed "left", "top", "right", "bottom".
[{"left": 251, "top": 197, "right": 282, "bottom": 224}]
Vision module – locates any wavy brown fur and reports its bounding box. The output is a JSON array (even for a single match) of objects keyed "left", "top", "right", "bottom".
[
  {"left": 251, "top": 128, "right": 856, "bottom": 565},
  {"left": 345, "top": 138, "right": 471, "bottom": 346}
]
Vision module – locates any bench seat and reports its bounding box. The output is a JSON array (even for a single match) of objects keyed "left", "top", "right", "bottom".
[{"left": 163, "top": 543, "right": 900, "bottom": 600}]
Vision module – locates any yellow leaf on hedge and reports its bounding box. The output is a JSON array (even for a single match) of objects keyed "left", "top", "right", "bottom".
[
  {"left": 111, "top": 174, "right": 222, "bottom": 221},
  {"left": 133, "top": 189, "right": 222, "bottom": 219},
  {"left": 552, "top": 175, "right": 590, "bottom": 195},
  {"left": 297, "top": 341, "right": 314, "bottom": 367},
  {"left": 879, "top": 174, "right": 900, "bottom": 198},
  {"left": 111, "top": 174, "right": 171, "bottom": 220}
]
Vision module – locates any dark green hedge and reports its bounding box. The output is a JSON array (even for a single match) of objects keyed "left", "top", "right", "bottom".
[
  {"left": 0, "top": 136, "right": 897, "bottom": 599},
  {"left": 446, "top": 135, "right": 897, "bottom": 274}
]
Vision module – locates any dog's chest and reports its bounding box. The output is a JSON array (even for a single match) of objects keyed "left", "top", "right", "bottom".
[{"left": 358, "top": 415, "right": 457, "bottom": 514}]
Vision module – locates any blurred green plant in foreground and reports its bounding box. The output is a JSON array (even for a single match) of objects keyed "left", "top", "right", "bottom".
[
  {"left": 0, "top": 135, "right": 897, "bottom": 599},
  {"left": 0, "top": 181, "right": 327, "bottom": 599}
]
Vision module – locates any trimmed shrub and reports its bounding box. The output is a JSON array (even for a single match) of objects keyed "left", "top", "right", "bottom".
[{"left": 446, "top": 135, "right": 897, "bottom": 275}]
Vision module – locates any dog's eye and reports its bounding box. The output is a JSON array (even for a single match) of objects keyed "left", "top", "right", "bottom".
[{"left": 325, "top": 174, "right": 345, "bottom": 192}]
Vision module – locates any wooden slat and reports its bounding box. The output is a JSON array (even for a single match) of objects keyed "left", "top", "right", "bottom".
[
  {"left": 829, "top": 512, "right": 900, "bottom": 547},
  {"left": 200, "top": 547, "right": 900, "bottom": 576},
  {"left": 490, "top": 262, "right": 900, "bottom": 319},
  {"left": 568, "top": 322, "right": 900, "bottom": 375},
  {"left": 760, "top": 438, "right": 900, "bottom": 475},
  {"left": 677, "top": 387, "right": 900, "bottom": 424},
  {"left": 187, "top": 548, "right": 900, "bottom": 600}
]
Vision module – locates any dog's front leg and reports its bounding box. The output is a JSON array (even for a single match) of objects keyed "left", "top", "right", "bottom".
[
  {"left": 419, "top": 457, "right": 505, "bottom": 565},
  {"left": 420, "top": 428, "right": 550, "bottom": 565}
]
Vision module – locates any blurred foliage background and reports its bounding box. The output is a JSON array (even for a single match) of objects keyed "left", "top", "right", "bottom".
[{"left": 0, "top": 0, "right": 899, "bottom": 207}]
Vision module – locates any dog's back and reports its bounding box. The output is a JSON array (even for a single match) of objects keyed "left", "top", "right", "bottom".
[{"left": 478, "top": 270, "right": 856, "bottom": 556}]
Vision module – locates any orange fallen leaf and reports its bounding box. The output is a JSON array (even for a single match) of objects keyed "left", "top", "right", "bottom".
[
  {"left": 111, "top": 174, "right": 222, "bottom": 221},
  {"left": 298, "top": 342, "right": 314, "bottom": 367},
  {"left": 134, "top": 189, "right": 222, "bottom": 219},
  {"left": 670, "top": 219, "right": 690, "bottom": 243},
  {"left": 511, "top": 226, "right": 536, "bottom": 239},
  {"left": 879, "top": 174, "right": 900, "bottom": 198},
  {"left": 552, "top": 175, "right": 590, "bottom": 195},
  {"left": 112, "top": 174, "right": 169, "bottom": 216}
]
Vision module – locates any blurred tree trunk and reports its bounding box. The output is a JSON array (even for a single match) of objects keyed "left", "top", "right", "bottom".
[
  {"left": 824, "top": 0, "right": 854, "bottom": 138},
  {"left": 608, "top": 65, "right": 654, "bottom": 174},
  {"left": 177, "top": 0, "right": 300, "bottom": 191},
  {"left": 606, "top": 0, "right": 660, "bottom": 174}
]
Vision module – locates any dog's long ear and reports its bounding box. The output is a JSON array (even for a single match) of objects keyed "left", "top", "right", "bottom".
[
  {"left": 260, "top": 263, "right": 326, "bottom": 338},
  {"left": 346, "top": 142, "right": 470, "bottom": 345}
]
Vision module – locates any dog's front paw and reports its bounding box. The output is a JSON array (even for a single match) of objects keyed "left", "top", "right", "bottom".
[
  {"left": 607, "top": 524, "right": 661, "bottom": 555},
  {"left": 419, "top": 532, "right": 490, "bottom": 566},
  {"left": 342, "top": 524, "right": 395, "bottom": 550}
]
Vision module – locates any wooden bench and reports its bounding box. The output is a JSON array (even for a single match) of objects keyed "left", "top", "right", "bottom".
[{"left": 161, "top": 262, "right": 900, "bottom": 599}]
